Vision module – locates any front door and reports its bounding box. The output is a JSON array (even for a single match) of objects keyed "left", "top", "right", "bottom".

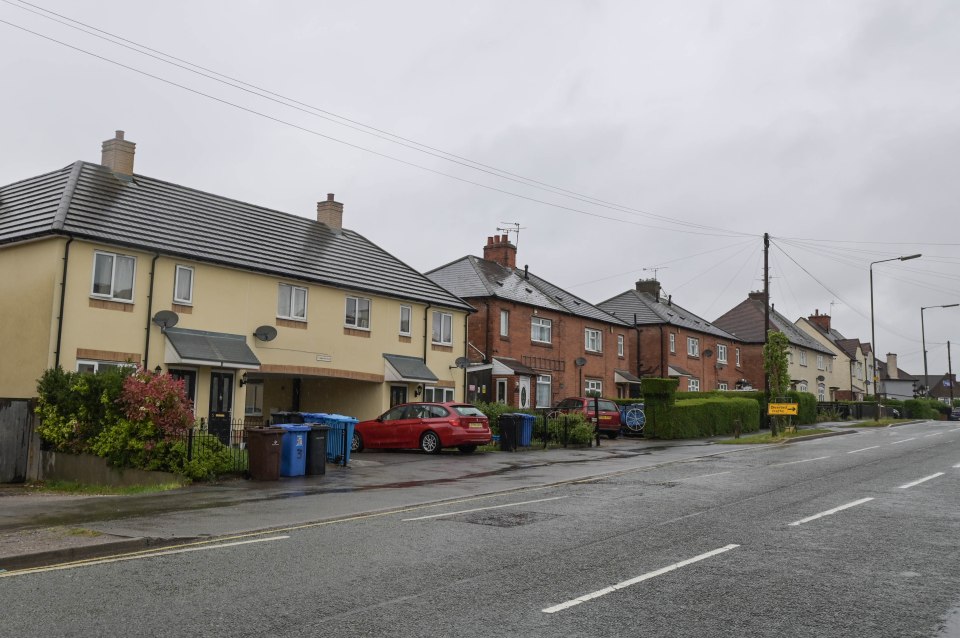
[
  {"left": 208, "top": 371, "right": 234, "bottom": 444},
  {"left": 518, "top": 376, "right": 531, "bottom": 409},
  {"left": 390, "top": 385, "right": 407, "bottom": 407}
]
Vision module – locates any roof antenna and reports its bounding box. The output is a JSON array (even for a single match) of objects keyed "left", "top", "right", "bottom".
[
  {"left": 642, "top": 266, "right": 668, "bottom": 280},
  {"left": 496, "top": 222, "right": 526, "bottom": 252},
  {"left": 829, "top": 300, "right": 841, "bottom": 315}
]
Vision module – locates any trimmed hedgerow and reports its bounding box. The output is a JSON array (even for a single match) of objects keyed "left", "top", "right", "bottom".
[{"left": 660, "top": 398, "right": 761, "bottom": 439}]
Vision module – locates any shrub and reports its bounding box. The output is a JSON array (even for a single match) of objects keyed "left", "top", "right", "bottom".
[
  {"left": 165, "top": 437, "right": 238, "bottom": 481},
  {"left": 642, "top": 378, "right": 678, "bottom": 439},
  {"left": 903, "top": 399, "right": 944, "bottom": 419},
  {"left": 784, "top": 391, "right": 817, "bottom": 425},
  {"left": 119, "top": 370, "right": 194, "bottom": 436},
  {"left": 661, "top": 398, "right": 760, "bottom": 439},
  {"left": 35, "top": 366, "right": 131, "bottom": 453},
  {"left": 546, "top": 413, "right": 594, "bottom": 446},
  {"left": 473, "top": 401, "right": 515, "bottom": 436}
]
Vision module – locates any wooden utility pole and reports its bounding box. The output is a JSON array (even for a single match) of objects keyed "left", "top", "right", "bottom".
[
  {"left": 764, "top": 233, "right": 772, "bottom": 432},
  {"left": 950, "top": 340, "right": 955, "bottom": 405}
]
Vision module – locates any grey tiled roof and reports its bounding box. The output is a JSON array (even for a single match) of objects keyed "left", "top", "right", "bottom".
[
  {"left": 597, "top": 289, "right": 739, "bottom": 341},
  {"left": 383, "top": 354, "right": 438, "bottom": 382},
  {"left": 0, "top": 162, "right": 471, "bottom": 311},
  {"left": 426, "top": 256, "right": 627, "bottom": 325},
  {"left": 164, "top": 327, "right": 261, "bottom": 367},
  {"left": 714, "top": 297, "right": 833, "bottom": 355}
]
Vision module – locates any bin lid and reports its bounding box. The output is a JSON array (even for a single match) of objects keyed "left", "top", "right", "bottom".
[
  {"left": 277, "top": 424, "right": 312, "bottom": 431},
  {"left": 246, "top": 426, "right": 285, "bottom": 434},
  {"left": 323, "top": 414, "right": 359, "bottom": 424},
  {"left": 299, "top": 412, "right": 329, "bottom": 421},
  {"left": 307, "top": 423, "right": 331, "bottom": 431}
]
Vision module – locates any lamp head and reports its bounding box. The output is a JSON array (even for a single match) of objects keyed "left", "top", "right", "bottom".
[{"left": 900, "top": 254, "right": 922, "bottom": 261}]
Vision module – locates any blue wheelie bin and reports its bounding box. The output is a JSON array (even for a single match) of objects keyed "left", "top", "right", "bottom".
[
  {"left": 514, "top": 413, "right": 535, "bottom": 447},
  {"left": 278, "top": 424, "right": 310, "bottom": 477},
  {"left": 300, "top": 413, "right": 358, "bottom": 466}
]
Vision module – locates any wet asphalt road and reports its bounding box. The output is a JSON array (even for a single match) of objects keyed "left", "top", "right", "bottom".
[{"left": 3, "top": 420, "right": 960, "bottom": 637}]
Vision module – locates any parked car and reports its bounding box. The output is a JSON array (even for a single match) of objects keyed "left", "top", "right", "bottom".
[
  {"left": 352, "top": 402, "right": 491, "bottom": 454},
  {"left": 554, "top": 396, "right": 622, "bottom": 438},
  {"left": 949, "top": 408, "right": 960, "bottom": 422}
]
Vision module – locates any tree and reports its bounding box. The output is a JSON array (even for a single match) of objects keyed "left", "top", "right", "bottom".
[{"left": 764, "top": 330, "right": 790, "bottom": 436}]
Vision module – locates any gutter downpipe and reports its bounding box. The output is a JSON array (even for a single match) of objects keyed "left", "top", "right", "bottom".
[
  {"left": 464, "top": 313, "right": 469, "bottom": 401},
  {"left": 658, "top": 324, "right": 665, "bottom": 377},
  {"left": 423, "top": 304, "right": 432, "bottom": 363},
  {"left": 143, "top": 253, "right": 160, "bottom": 368},
  {"left": 53, "top": 237, "right": 74, "bottom": 369}
]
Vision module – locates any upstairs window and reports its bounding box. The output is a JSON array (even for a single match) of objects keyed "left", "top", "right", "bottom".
[
  {"left": 717, "top": 344, "right": 728, "bottom": 364},
  {"left": 432, "top": 311, "right": 453, "bottom": 345},
  {"left": 687, "top": 337, "right": 700, "bottom": 357},
  {"left": 174, "top": 265, "right": 194, "bottom": 305},
  {"left": 669, "top": 333, "right": 676, "bottom": 353},
  {"left": 92, "top": 251, "right": 136, "bottom": 302},
  {"left": 399, "top": 305, "right": 411, "bottom": 336},
  {"left": 617, "top": 335, "right": 625, "bottom": 357},
  {"left": 345, "top": 296, "right": 371, "bottom": 329},
  {"left": 817, "top": 354, "right": 825, "bottom": 370},
  {"left": 277, "top": 283, "right": 307, "bottom": 321},
  {"left": 799, "top": 351, "right": 807, "bottom": 366},
  {"left": 500, "top": 310, "right": 509, "bottom": 337},
  {"left": 531, "top": 317, "right": 552, "bottom": 344},
  {"left": 736, "top": 347, "right": 741, "bottom": 367},
  {"left": 585, "top": 328, "right": 602, "bottom": 353}
]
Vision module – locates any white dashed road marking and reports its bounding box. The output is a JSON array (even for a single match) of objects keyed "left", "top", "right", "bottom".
[
  {"left": 898, "top": 473, "right": 945, "bottom": 489},
  {"left": 771, "top": 456, "right": 831, "bottom": 467},
  {"left": 788, "top": 498, "right": 874, "bottom": 527},
  {"left": 890, "top": 438, "right": 916, "bottom": 445},
  {"left": 847, "top": 446, "right": 880, "bottom": 454},
  {"left": 401, "top": 496, "right": 567, "bottom": 522}
]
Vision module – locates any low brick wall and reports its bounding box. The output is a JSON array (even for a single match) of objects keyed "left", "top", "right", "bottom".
[{"left": 39, "top": 451, "right": 179, "bottom": 487}]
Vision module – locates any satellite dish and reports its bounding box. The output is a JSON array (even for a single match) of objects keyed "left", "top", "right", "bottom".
[
  {"left": 703, "top": 349, "right": 713, "bottom": 358},
  {"left": 253, "top": 325, "right": 278, "bottom": 342},
  {"left": 574, "top": 357, "right": 587, "bottom": 367},
  {"left": 152, "top": 310, "right": 179, "bottom": 329},
  {"left": 454, "top": 357, "right": 469, "bottom": 369},
  {"left": 817, "top": 375, "right": 826, "bottom": 382}
]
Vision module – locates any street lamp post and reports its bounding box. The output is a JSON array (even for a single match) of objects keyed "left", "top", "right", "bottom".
[
  {"left": 870, "top": 254, "right": 921, "bottom": 418},
  {"left": 921, "top": 303, "right": 959, "bottom": 395}
]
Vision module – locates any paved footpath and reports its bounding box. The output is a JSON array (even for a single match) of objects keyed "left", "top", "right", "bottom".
[{"left": 0, "top": 424, "right": 860, "bottom": 571}]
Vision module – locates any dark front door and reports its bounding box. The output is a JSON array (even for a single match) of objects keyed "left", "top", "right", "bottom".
[
  {"left": 209, "top": 371, "right": 234, "bottom": 444},
  {"left": 390, "top": 385, "right": 407, "bottom": 407},
  {"left": 169, "top": 369, "right": 197, "bottom": 408}
]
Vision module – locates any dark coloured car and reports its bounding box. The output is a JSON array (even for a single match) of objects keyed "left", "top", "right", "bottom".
[
  {"left": 352, "top": 402, "right": 491, "bottom": 454},
  {"left": 949, "top": 408, "right": 960, "bottom": 422},
  {"left": 554, "top": 396, "right": 622, "bottom": 438}
]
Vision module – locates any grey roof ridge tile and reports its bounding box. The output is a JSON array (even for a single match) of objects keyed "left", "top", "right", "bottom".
[
  {"left": 51, "top": 161, "right": 84, "bottom": 231},
  {"left": 522, "top": 269, "right": 627, "bottom": 325}
]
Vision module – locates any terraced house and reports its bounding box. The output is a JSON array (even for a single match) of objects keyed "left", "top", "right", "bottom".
[
  {"left": 0, "top": 132, "right": 472, "bottom": 440},
  {"left": 427, "top": 235, "right": 635, "bottom": 407}
]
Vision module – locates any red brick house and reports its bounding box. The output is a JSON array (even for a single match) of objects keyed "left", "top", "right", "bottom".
[
  {"left": 426, "top": 235, "right": 635, "bottom": 407},
  {"left": 598, "top": 280, "right": 748, "bottom": 392}
]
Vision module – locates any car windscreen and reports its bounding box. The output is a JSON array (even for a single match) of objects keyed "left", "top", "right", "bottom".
[
  {"left": 451, "top": 405, "right": 485, "bottom": 417},
  {"left": 598, "top": 400, "right": 619, "bottom": 412}
]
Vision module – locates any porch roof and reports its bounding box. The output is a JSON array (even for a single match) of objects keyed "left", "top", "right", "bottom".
[
  {"left": 163, "top": 327, "right": 261, "bottom": 369},
  {"left": 615, "top": 369, "right": 642, "bottom": 384},
  {"left": 383, "top": 354, "right": 438, "bottom": 383}
]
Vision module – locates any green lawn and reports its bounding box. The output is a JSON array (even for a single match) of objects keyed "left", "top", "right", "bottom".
[
  {"left": 716, "top": 428, "right": 833, "bottom": 444},
  {"left": 840, "top": 418, "right": 916, "bottom": 428},
  {"left": 26, "top": 480, "right": 187, "bottom": 496}
]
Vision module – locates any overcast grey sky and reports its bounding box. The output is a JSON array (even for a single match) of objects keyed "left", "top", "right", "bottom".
[{"left": 2, "top": 1, "right": 959, "bottom": 376}]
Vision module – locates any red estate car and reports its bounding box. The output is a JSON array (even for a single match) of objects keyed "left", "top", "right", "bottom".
[
  {"left": 352, "top": 402, "right": 492, "bottom": 454},
  {"left": 554, "top": 396, "right": 622, "bottom": 438}
]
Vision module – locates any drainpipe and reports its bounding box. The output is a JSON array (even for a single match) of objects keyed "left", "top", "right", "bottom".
[
  {"left": 484, "top": 300, "right": 492, "bottom": 363},
  {"left": 423, "top": 303, "right": 432, "bottom": 363},
  {"left": 658, "top": 325, "right": 665, "bottom": 377},
  {"left": 143, "top": 253, "right": 160, "bottom": 369},
  {"left": 464, "top": 313, "right": 469, "bottom": 401},
  {"left": 53, "top": 236, "right": 74, "bottom": 369},
  {"left": 633, "top": 314, "right": 642, "bottom": 395}
]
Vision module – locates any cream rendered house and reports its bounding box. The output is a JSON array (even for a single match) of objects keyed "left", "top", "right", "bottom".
[{"left": 0, "top": 132, "right": 472, "bottom": 440}]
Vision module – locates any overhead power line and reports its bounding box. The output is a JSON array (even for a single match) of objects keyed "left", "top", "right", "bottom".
[{"left": 0, "top": 0, "right": 757, "bottom": 239}]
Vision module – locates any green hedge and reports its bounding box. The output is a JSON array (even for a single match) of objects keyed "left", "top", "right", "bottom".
[
  {"left": 660, "top": 398, "right": 760, "bottom": 439},
  {"left": 642, "top": 378, "right": 678, "bottom": 439},
  {"left": 903, "top": 398, "right": 949, "bottom": 419},
  {"left": 784, "top": 391, "right": 817, "bottom": 425}
]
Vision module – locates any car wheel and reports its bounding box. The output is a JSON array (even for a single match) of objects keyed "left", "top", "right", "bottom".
[
  {"left": 420, "top": 431, "right": 441, "bottom": 454},
  {"left": 458, "top": 445, "right": 477, "bottom": 454},
  {"left": 351, "top": 432, "right": 364, "bottom": 453}
]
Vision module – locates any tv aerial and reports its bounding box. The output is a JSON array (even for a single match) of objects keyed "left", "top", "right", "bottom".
[{"left": 496, "top": 222, "right": 526, "bottom": 250}]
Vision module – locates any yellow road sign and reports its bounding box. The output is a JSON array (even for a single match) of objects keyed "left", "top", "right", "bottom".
[{"left": 768, "top": 403, "right": 799, "bottom": 416}]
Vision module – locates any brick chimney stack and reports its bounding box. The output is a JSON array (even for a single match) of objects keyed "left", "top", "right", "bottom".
[
  {"left": 808, "top": 309, "right": 831, "bottom": 332},
  {"left": 748, "top": 291, "right": 766, "bottom": 302},
  {"left": 101, "top": 130, "right": 136, "bottom": 177},
  {"left": 635, "top": 279, "right": 661, "bottom": 299},
  {"left": 317, "top": 193, "right": 343, "bottom": 232},
  {"left": 886, "top": 353, "right": 898, "bottom": 380},
  {"left": 483, "top": 234, "right": 516, "bottom": 269}
]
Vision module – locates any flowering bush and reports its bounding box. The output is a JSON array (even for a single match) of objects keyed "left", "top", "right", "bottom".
[{"left": 118, "top": 369, "right": 194, "bottom": 436}]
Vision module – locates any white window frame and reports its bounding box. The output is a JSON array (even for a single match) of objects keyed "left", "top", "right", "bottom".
[
  {"left": 617, "top": 335, "right": 625, "bottom": 357},
  {"left": 345, "top": 296, "right": 372, "bottom": 330},
  {"left": 689, "top": 378, "right": 700, "bottom": 392},
  {"left": 173, "top": 265, "right": 194, "bottom": 305},
  {"left": 798, "top": 381, "right": 809, "bottom": 392},
  {"left": 277, "top": 283, "right": 307, "bottom": 321},
  {"left": 818, "top": 383, "right": 826, "bottom": 401},
  {"left": 76, "top": 360, "right": 136, "bottom": 374},
  {"left": 536, "top": 374, "right": 552, "bottom": 408},
  {"left": 718, "top": 382, "right": 728, "bottom": 391},
  {"left": 687, "top": 337, "right": 700, "bottom": 357},
  {"left": 399, "top": 305, "right": 412, "bottom": 336},
  {"left": 717, "top": 344, "right": 728, "bottom": 364},
  {"left": 244, "top": 380, "right": 264, "bottom": 416},
  {"left": 91, "top": 250, "right": 136, "bottom": 302},
  {"left": 424, "top": 386, "right": 454, "bottom": 402},
  {"left": 669, "top": 333, "right": 676, "bottom": 353},
  {"left": 585, "top": 379, "right": 602, "bottom": 396},
  {"left": 531, "top": 317, "right": 552, "bottom": 344},
  {"left": 585, "top": 328, "right": 602, "bottom": 353},
  {"left": 736, "top": 347, "right": 741, "bottom": 367},
  {"left": 500, "top": 310, "right": 509, "bottom": 337},
  {"left": 817, "top": 354, "right": 825, "bottom": 370},
  {"left": 496, "top": 378, "right": 508, "bottom": 404},
  {"left": 432, "top": 311, "right": 453, "bottom": 345},
  {"left": 799, "top": 351, "right": 807, "bottom": 366}
]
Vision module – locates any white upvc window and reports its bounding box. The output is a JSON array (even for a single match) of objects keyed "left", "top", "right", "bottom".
[
  {"left": 345, "top": 296, "right": 371, "bottom": 329},
  {"left": 798, "top": 381, "right": 808, "bottom": 392},
  {"left": 277, "top": 283, "right": 307, "bottom": 321},
  {"left": 432, "top": 311, "right": 453, "bottom": 345},
  {"left": 91, "top": 250, "right": 136, "bottom": 302},
  {"left": 717, "top": 344, "right": 728, "bottom": 364},
  {"left": 817, "top": 354, "right": 825, "bottom": 370},
  {"left": 669, "top": 333, "right": 676, "bottom": 353},
  {"left": 173, "top": 265, "right": 194, "bottom": 305},
  {"left": 399, "top": 305, "right": 411, "bottom": 336},
  {"left": 536, "top": 374, "right": 552, "bottom": 408},
  {"left": 500, "top": 310, "right": 509, "bottom": 337},
  {"left": 736, "top": 347, "right": 741, "bottom": 367},
  {"left": 687, "top": 337, "right": 700, "bottom": 357},
  {"left": 585, "top": 328, "right": 602, "bottom": 353},
  {"left": 799, "top": 351, "right": 807, "bottom": 366},
  {"left": 718, "top": 382, "right": 728, "bottom": 391},
  {"left": 496, "top": 378, "right": 508, "bottom": 404},
  {"left": 76, "top": 360, "right": 135, "bottom": 374},
  {"left": 531, "top": 317, "right": 552, "bottom": 343},
  {"left": 424, "top": 386, "right": 454, "bottom": 402},
  {"left": 818, "top": 383, "right": 826, "bottom": 401},
  {"left": 617, "top": 335, "right": 625, "bottom": 357},
  {"left": 585, "top": 379, "right": 602, "bottom": 396},
  {"left": 244, "top": 380, "right": 264, "bottom": 416},
  {"left": 689, "top": 378, "right": 700, "bottom": 392}
]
